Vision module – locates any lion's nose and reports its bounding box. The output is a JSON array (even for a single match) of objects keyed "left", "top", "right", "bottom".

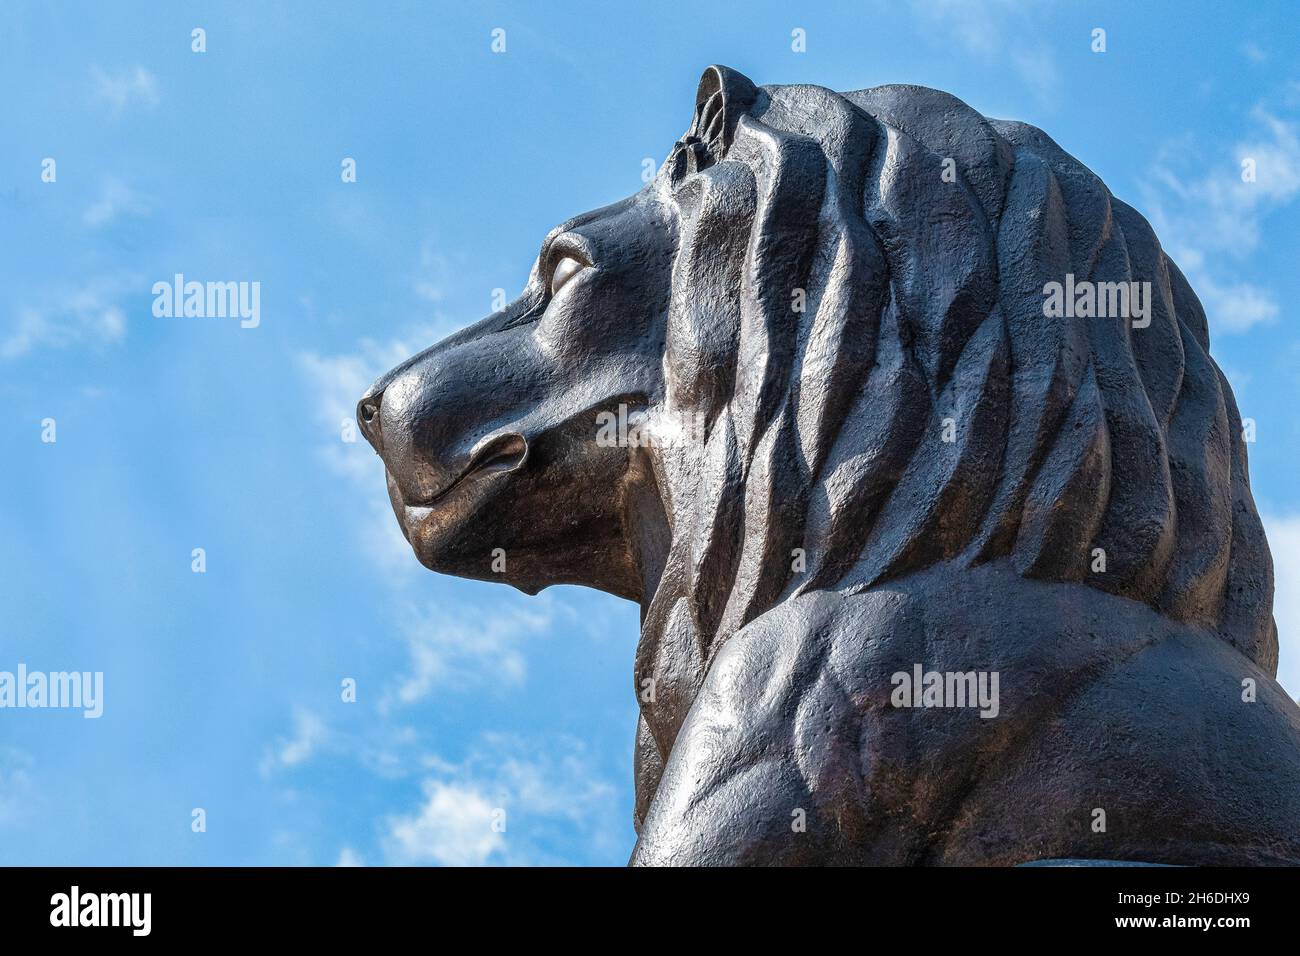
[{"left": 357, "top": 388, "right": 384, "bottom": 453}]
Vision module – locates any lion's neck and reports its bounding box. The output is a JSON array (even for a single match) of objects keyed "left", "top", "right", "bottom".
[
  {"left": 623, "top": 460, "right": 673, "bottom": 618},
  {"left": 623, "top": 453, "right": 707, "bottom": 742}
]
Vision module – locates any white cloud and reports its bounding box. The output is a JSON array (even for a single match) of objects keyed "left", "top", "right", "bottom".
[
  {"left": 90, "top": 64, "right": 160, "bottom": 116},
  {"left": 3, "top": 278, "right": 132, "bottom": 359},
  {"left": 83, "top": 178, "right": 150, "bottom": 227},
  {"left": 384, "top": 598, "right": 558, "bottom": 708},
  {"left": 1142, "top": 106, "right": 1300, "bottom": 335},
  {"left": 1181, "top": 268, "right": 1279, "bottom": 334},
  {"left": 260, "top": 708, "right": 328, "bottom": 776},
  {"left": 335, "top": 846, "right": 365, "bottom": 867},
  {"left": 486, "top": 741, "right": 619, "bottom": 824},
  {"left": 383, "top": 735, "right": 619, "bottom": 866},
  {"left": 384, "top": 780, "right": 504, "bottom": 866},
  {"left": 1263, "top": 513, "right": 1300, "bottom": 699}
]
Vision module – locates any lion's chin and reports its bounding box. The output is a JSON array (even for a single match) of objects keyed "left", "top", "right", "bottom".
[{"left": 386, "top": 462, "right": 518, "bottom": 571}]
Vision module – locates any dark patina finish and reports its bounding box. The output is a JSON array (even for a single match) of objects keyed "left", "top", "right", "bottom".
[{"left": 360, "top": 66, "right": 1300, "bottom": 865}]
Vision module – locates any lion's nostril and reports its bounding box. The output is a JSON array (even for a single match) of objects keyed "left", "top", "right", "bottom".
[{"left": 357, "top": 391, "right": 385, "bottom": 454}]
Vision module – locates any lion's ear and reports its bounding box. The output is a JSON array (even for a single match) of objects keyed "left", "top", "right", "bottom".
[{"left": 677, "top": 65, "right": 758, "bottom": 173}]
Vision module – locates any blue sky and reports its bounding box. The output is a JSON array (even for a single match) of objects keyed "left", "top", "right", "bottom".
[{"left": 1, "top": 1, "right": 1298, "bottom": 865}]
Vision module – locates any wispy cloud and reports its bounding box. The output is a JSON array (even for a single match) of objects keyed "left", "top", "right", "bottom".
[
  {"left": 83, "top": 178, "right": 150, "bottom": 228},
  {"left": 259, "top": 708, "right": 328, "bottom": 776},
  {"left": 90, "top": 65, "right": 160, "bottom": 116},
  {"left": 1142, "top": 104, "right": 1300, "bottom": 334},
  {"left": 3, "top": 277, "right": 133, "bottom": 359},
  {"left": 906, "top": 0, "right": 1062, "bottom": 107},
  {"left": 1241, "top": 41, "right": 1268, "bottom": 64},
  {"left": 383, "top": 734, "right": 619, "bottom": 866},
  {"left": 335, "top": 846, "right": 365, "bottom": 867},
  {"left": 383, "top": 599, "right": 558, "bottom": 708}
]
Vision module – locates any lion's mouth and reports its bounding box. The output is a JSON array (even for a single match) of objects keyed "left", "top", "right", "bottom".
[{"left": 397, "top": 431, "right": 529, "bottom": 533}]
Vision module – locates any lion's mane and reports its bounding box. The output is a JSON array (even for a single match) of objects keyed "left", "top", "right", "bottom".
[{"left": 637, "top": 69, "right": 1274, "bottom": 742}]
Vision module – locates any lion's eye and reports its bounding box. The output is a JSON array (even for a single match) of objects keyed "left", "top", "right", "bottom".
[{"left": 550, "top": 255, "right": 584, "bottom": 296}]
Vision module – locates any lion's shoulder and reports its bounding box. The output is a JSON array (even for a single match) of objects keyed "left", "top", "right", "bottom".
[{"left": 643, "top": 564, "right": 1300, "bottom": 864}]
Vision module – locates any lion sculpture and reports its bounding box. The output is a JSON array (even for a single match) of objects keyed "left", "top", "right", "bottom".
[{"left": 358, "top": 66, "right": 1300, "bottom": 865}]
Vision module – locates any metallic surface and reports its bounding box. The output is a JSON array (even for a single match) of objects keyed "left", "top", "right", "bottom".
[{"left": 360, "top": 66, "right": 1300, "bottom": 865}]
